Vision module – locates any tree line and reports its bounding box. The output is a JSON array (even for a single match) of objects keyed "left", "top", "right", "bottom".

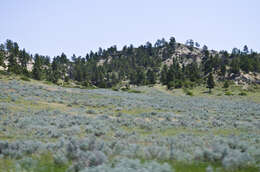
[{"left": 0, "top": 38, "right": 259, "bottom": 89}]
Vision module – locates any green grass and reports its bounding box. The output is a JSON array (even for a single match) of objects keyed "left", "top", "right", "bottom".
[
  {"left": 128, "top": 89, "right": 143, "bottom": 93},
  {"left": 225, "top": 91, "right": 234, "bottom": 96},
  {"left": 183, "top": 88, "right": 194, "bottom": 96},
  {"left": 166, "top": 161, "right": 259, "bottom": 172},
  {"left": 119, "top": 107, "right": 156, "bottom": 115},
  {"left": 239, "top": 92, "right": 247, "bottom": 96},
  {"left": 20, "top": 76, "right": 31, "bottom": 81},
  {"left": 140, "top": 158, "right": 260, "bottom": 172},
  {"left": 32, "top": 153, "right": 69, "bottom": 172},
  {"left": 121, "top": 126, "right": 255, "bottom": 138},
  {"left": 1, "top": 155, "right": 258, "bottom": 172},
  {"left": 168, "top": 161, "right": 218, "bottom": 172},
  {"left": 0, "top": 153, "right": 70, "bottom": 172},
  {"left": 0, "top": 158, "right": 16, "bottom": 172},
  {"left": 154, "top": 83, "right": 260, "bottom": 103}
]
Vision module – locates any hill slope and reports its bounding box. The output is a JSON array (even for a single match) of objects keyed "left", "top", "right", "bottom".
[{"left": 0, "top": 78, "right": 259, "bottom": 171}]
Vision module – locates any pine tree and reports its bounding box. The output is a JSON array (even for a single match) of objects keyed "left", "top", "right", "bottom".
[
  {"left": 185, "top": 39, "right": 194, "bottom": 51},
  {"left": 207, "top": 73, "right": 215, "bottom": 93},
  {"left": 169, "top": 37, "right": 176, "bottom": 53},
  {"left": 166, "top": 65, "right": 174, "bottom": 85},
  {"left": 5, "top": 40, "right": 21, "bottom": 74},
  {"left": 220, "top": 64, "right": 226, "bottom": 77},
  {"left": 186, "top": 62, "right": 200, "bottom": 82},
  {"left": 19, "top": 49, "right": 31, "bottom": 75},
  {"left": 223, "top": 80, "right": 229, "bottom": 89},
  {"left": 160, "top": 65, "right": 168, "bottom": 85},
  {"left": 243, "top": 45, "right": 249, "bottom": 54},
  {"left": 0, "top": 48, "right": 5, "bottom": 68},
  {"left": 203, "top": 55, "right": 213, "bottom": 75},
  {"left": 146, "top": 69, "right": 156, "bottom": 85},
  {"left": 5, "top": 39, "right": 13, "bottom": 52},
  {"left": 7, "top": 53, "right": 20, "bottom": 74},
  {"left": 130, "top": 71, "right": 137, "bottom": 85},
  {"left": 136, "top": 68, "right": 146, "bottom": 85},
  {"left": 32, "top": 54, "right": 43, "bottom": 80},
  {"left": 230, "top": 58, "right": 240, "bottom": 74}
]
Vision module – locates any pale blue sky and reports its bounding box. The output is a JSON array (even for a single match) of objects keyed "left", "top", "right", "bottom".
[{"left": 1, "top": 0, "right": 259, "bottom": 57}]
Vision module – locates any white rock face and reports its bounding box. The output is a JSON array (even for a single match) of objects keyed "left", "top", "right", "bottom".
[
  {"left": 162, "top": 44, "right": 217, "bottom": 67},
  {"left": 233, "top": 72, "right": 260, "bottom": 84},
  {"left": 0, "top": 59, "right": 34, "bottom": 72}
]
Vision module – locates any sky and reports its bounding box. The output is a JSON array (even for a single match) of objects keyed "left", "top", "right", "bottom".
[{"left": 0, "top": 0, "right": 259, "bottom": 58}]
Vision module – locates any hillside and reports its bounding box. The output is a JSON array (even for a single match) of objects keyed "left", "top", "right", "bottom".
[
  {"left": 0, "top": 77, "right": 259, "bottom": 172},
  {"left": 0, "top": 38, "right": 260, "bottom": 89}
]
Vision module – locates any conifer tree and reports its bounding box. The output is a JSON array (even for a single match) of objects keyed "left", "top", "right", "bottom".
[
  {"left": 146, "top": 69, "right": 156, "bottom": 85},
  {"left": 32, "top": 54, "right": 43, "bottom": 80},
  {"left": 19, "top": 49, "right": 31, "bottom": 75},
  {"left": 230, "top": 58, "right": 240, "bottom": 74},
  {"left": 160, "top": 65, "right": 168, "bottom": 85},
  {"left": 207, "top": 73, "right": 215, "bottom": 93},
  {"left": 220, "top": 64, "right": 226, "bottom": 77},
  {"left": 0, "top": 47, "right": 5, "bottom": 68}
]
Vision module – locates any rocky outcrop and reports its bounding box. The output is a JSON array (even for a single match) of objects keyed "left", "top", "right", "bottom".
[
  {"left": 162, "top": 44, "right": 217, "bottom": 67},
  {"left": 0, "top": 59, "right": 34, "bottom": 72},
  {"left": 232, "top": 72, "right": 260, "bottom": 85}
]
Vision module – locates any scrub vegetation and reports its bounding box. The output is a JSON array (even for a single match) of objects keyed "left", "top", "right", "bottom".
[{"left": 0, "top": 77, "right": 259, "bottom": 172}]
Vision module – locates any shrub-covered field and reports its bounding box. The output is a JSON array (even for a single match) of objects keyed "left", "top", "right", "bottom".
[{"left": 0, "top": 79, "right": 259, "bottom": 172}]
